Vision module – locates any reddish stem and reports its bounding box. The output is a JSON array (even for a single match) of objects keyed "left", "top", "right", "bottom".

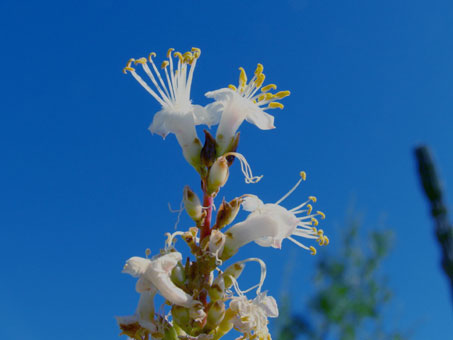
[{"left": 200, "top": 192, "right": 213, "bottom": 241}]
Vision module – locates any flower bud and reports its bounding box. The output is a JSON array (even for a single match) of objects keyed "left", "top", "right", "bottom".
[
  {"left": 224, "top": 132, "right": 240, "bottom": 166},
  {"left": 206, "top": 301, "right": 226, "bottom": 329},
  {"left": 207, "top": 157, "right": 229, "bottom": 195},
  {"left": 171, "top": 263, "right": 186, "bottom": 288},
  {"left": 208, "top": 276, "right": 225, "bottom": 301},
  {"left": 201, "top": 129, "right": 218, "bottom": 168},
  {"left": 208, "top": 230, "right": 226, "bottom": 255},
  {"left": 214, "top": 262, "right": 245, "bottom": 290},
  {"left": 183, "top": 186, "right": 203, "bottom": 221},
  {"left": 171, "top": 305, "right": 191, "bottom": 333},
  {"left": 215, "top": 197, "right": 242, "bottom": 229}
]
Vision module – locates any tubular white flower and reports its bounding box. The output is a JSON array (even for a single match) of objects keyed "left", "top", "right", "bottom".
[
  {"left": 229, "top": 289, "right": 278, "bottom": 339},
  {"left": 123, "top": 252, "right": 197, "bottom": 308},
  {"left": 123, "top": 48, "right": 216, "bottom": 168},
  {"left": 205, "top": 64, "right": 290, "bottom": 154},
  {"left": 224, "top": 172, "right": 328, "bottom": 256},
  {"left": 227, "top": 258, "right": 277, "bottom": 340}
]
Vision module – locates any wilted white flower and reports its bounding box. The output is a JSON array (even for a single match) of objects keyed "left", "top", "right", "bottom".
[
  {"left": 205, "top": 64, "right": 290, "bottom": 154},
  {"left": 123, "top": 251, "right": 197, "bottom": 308},
  {"left": 224, "top": 172, "right": 328, "bottom": 257},
  {"left": 123, "top": 48, "right": 216, "bottom": 169}
]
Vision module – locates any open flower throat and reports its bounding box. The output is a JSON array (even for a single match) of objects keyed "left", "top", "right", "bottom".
[{"left": 118, "top": 47, "right": 328, "bottom": 340}]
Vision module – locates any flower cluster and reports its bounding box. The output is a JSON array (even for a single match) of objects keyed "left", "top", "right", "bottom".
[{"left": 118, "top": 48, "right": 328, "bottom": 340}]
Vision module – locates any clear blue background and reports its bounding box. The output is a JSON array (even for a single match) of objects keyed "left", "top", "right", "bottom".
[{"left": 1, "top": 0, "right": 452, "bottom": 339}]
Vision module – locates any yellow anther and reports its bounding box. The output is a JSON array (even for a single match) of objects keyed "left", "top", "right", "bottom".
[
  {"left": 317, "top": 228, "right": 324, "bottom": 235},
  {"left": 312, "top": 226, "right": 318, "bottom": 233},
  {"left": 173, "top": 51, "right": 183, "bottom": 62},
  {"left": 191, "top": 47, "right": 201, "bottom": 58},
  {"left": 309, "top": 246, "right": 317, "bottom": 255},
  {"left": 134, "top": 57, "right": 147, "bottom": 65},
  {"left": 122, "top": 66, "right": 135, "bottom": 74},
  {"left": 148, "top": 52, "right": 156, "bottom": 60},
  {"left": 274, "top": 90, "right": 291, "bottom": 99},
  {"left": 300, "top": 171, "right": 307, "bottom": 181},
  {"left": 261, "top": 84, "right": 277, "bottom": 92},
  {"left": 183, "top": 51, "right": 193, "bottom": 61},
  {"left": 323, "top": 236, "right": 330, "bottom": 245},
  {"left": 254, "top": 63, "right": 264, "bottom": 75},
  {"left": 311, "top": 217, "right": 319, "bottom": 226},
  {"left": 306, "top": 204, "right": 313, "bottom": 215},
  {"left": 317, "top": 211, "right": 326, "bottom": 219},
  {"left": 161, "top": 61, "right": 169, "bottom": 69},
  {"left": 255, "top": 73, "right": 266, "bottom": 88},
  {"left": 228, "top": 84, "right": 237, "bottom": 91},
  {"left": 122, "top": 59, "right": 136, "bottom": 74},
  {"left": 258, "top": 94, "right": 266, "bottom": 102},
  {"left": 166, "top": 48, "right": 174, "bottom": 58},
  {"left": 238, "top": 67, "right": 247, "bottom": 86},
  {"left": 268, "top": 102, "right": 284, "bottom": 109},
  {"left": 145, "top": 248, "right": 151, "bottom": 257},
  {"left": 309, "top": 196, "right": 317, "bottom": 203}
]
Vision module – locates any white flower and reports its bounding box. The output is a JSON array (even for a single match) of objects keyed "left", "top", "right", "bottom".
[
  {"left": 115, "top": 289, "right": 158, "bottom": 335},
  {"left": 122, "top": 251, "right": 197, "bottom": 308},
  {"left": 230, "top": 292, "right": 278, "bottom": 339},
  {"left": 205, "top": 64, "right": 290, "bottom": 154},
  {"left": 224, "top": 172, "right": 328, "bottom": 256},
  {"left": 123, "top": 48, "right": 215, "bottom": 169}
]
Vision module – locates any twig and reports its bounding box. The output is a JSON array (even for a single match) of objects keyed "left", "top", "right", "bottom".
[{"left": 415, "top": 145, "right": 453, "bottom": 303}]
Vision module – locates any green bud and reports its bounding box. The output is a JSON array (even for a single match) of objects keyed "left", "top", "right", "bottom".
[
  {"left": 207, "top": 157, "right": 229, "bottom": 195},
  {"left": 215, "top": 262, "right": 245, "bottom": 290},
  {"left": 207, "top": 301, "right": 226, "bottom": 329},
  {"left": 209, "top": 276, "right": 225, "bottom": 301},
  {"left": 183, "top": 186, "right": 203, "bottom": 221},
  {"left": 215, "top": 197, "right": 242, "bottom": 229},
  {"left": 171, "top": 263, "right": 186, "bottom": 288},
  {"left": 171, "top": 305, "right": 191, "bottom": 333},
  {"left": 163, "top": 325, "right": 178, "bottom": 340}
]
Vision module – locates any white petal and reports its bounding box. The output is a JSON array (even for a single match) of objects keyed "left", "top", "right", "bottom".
[
  {"left": 256, "top": 293, "right": 279, "bottom": 318},
  {"left": 123, "top": 257, "right": 151, "bottom": 278},
  {"left": 205, "top": 88, "right": 235, "bottom": 101},
  {"left": 245, "top": 108, "right": 275, "bottom": 130},
  {"left": 242, "top": 195, "right": 264, "bottom": 212},
  {"left": 193, "top": 104, "right": 221, "bottom": 127},
  {"left": 148, "top": 109, "right": 170, "bottom": 138}
]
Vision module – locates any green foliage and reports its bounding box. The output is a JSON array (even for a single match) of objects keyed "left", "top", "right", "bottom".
[{"left": 276, "top": 217, "right": 407, "bottom": 340}]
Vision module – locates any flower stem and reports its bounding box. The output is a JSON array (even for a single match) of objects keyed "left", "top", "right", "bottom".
[{"left": 201, "top": 192, "right": 213, "bottom": 241}]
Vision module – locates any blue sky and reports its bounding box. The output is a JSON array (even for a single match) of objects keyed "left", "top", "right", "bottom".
[{"left": 1, "top": 0, "right": 453, "bottom": 339}]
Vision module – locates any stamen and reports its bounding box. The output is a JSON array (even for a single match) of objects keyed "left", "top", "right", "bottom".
[
  {"left": 300, "top": 171, "right": 307, "bottom": 181},
  {"left": 287, "top": 236, "right": 310, "bottom": 250},
  {"left": 309, "top": 196, "right": 317, "bottom": 202},
  {"left": 261, "top": 84, "right": 277, "bottom": 92},
  {"left": 145, "top": 248, "right": 151, "bottom": 258},
  {"left": 237, "top": 258, "right": 267, "bottom": 294},
  {"left": 309, "top": 246, "right": 317, "bottom": 255},
  {"left": 238, "top": 67, "right": 247, "bottom": 88},
  {"left": 306, "top": 204, "right": 313, "bottom": 215},
  {"left": 223, "top": 152, "right": 263, "bottom": 184},
  {"left": 161, "top": 61, "right": 169, "bottom": 69},
  {"left": 317, "top": 211, "right": 326, "bottom": 219},
  {"left": 166, "top": 48, "right": 174, "bottom": 58},
  {"left": 228, "top": 84, "right": 237, "bottom": 91},
  {"left": 254, "top": 63, "right": 264, "bottom": 76},
  {"left": 275, "top": 171, "right": 306, "bottom": 205},
  {"left": 311, "top": 218, "right": 319, "bottom": 226},
  {"left": 267, "top": 102, "right": 284, "bottom": 109},
  {"left": 274, "top": 91, "right": 291, "bottom": 99}
]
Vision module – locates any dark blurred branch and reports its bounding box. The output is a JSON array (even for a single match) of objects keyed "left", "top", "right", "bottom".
[{"left": 415, "top": 145, "right": 453, "bottom": 302}]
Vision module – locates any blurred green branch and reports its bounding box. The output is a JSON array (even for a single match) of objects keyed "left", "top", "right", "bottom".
[
  {"left": 415, "top": 145, "right": 453, "bottom": 303},
  {"left": 276, "top": 218, "right": 407, "bottom": 340}
]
